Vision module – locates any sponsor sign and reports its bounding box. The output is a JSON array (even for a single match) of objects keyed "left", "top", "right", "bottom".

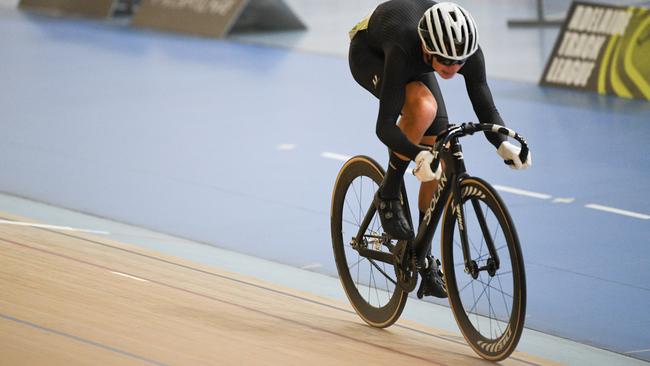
[
  {"left": 19, "top": 0, "right": 115, "bottom": 18},
  {"left": 228, "top": 0, "right": 306, "bottom": 33},
  {"left": 132, "top": 0, "right": 249, "bottom": 38},
  {"left": 541, "top": 2, "right": 650, "bottom": 100},
  {"left": 132, "top": 0, "right": 305, "bottom": 38}
]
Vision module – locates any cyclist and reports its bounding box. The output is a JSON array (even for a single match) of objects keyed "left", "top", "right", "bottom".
[{"left": 348, "top": 0, "right": 531, "bottom": 298}]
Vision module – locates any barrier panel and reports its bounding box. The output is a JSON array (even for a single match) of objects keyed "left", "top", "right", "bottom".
[
  {"left": 540, "top": 1, "right": 650, "bottom": 100},
  {"left": 19, "top": 0, "right": 115, "bottom": 18},
  {"left": 131, "top": 0, "right": 305, "bottom": 38}
]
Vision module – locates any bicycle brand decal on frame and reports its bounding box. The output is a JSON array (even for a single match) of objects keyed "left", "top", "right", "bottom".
[
  {"left": 422, "top": 173, "right": 447, "bottom": 226},
  {"left": 372, "top": 74, "right": 380, "bottom": 89},
  {"left": 454, "top": 203, "right": 464, "bottom": 231}
]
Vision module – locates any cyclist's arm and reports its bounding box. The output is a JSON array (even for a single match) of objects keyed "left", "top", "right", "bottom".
[
  {"left": 376, "top": 46, "right": 423, "bottom": 161},
  {"left": 460, "top": 47, "right": 507, "bottom": 148}
]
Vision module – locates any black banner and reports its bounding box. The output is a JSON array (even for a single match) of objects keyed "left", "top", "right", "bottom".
[
  {"left": 540, "top": 2, "right": 650, "bottom": 100},
  {"left": 19, "top": 0, "right": 115, "bottom": 18}
]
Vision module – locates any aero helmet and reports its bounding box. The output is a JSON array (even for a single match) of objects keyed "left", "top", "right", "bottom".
[{"left": 418, "top": 2, "right": 479, "bottom": 61}]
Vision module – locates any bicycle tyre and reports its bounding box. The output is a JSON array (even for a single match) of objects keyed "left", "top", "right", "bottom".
[
  {"left": 331, "top": 155, "right": 408, "bottom": 328},
  {"left": 441, "top": 177, "right": 526, "bottom": 361}
]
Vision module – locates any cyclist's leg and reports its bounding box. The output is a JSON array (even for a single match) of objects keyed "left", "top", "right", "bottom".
[
  {"left": 386, "top": 81, "right": 437, "bottom": 203},
  {"left": 414, "top": 73, "right": 449, "bottom": 219},
  {"left": 348, "top": 31, "right": 384, "bottom": 98},
  {"left": 413, "top": 73, "right": 450, "bottom": 299},
  {"left": 395, "top": 81, "right": 437, "bottom": 155},
  {"left": 349, "top": 34, "right": 437, "bottom": 201},
  {"left": 349, "top": 32, "right": 415, "bottom": 239}
]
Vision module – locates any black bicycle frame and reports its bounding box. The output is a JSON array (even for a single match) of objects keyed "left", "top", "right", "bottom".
[
  {"left": 414, "top": 137, "right": 466, "bottom": 268},
  {"left": 352, "top": 134, "right": 501, "bottom": 276},
  {"left": 348, "top": 121, "right": 530, "bottom": 288}
]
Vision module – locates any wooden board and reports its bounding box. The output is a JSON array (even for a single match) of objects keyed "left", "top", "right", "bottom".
[
  {"left": 19, "top": 0, "right": 115, "bottom": 18},
  {"left": 0, "top": 212, "right": 560, "bottom": 365}
]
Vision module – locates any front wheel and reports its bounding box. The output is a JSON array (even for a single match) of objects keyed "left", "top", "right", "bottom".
[
  {"left": 330, "top": 156, "right": 408, "bottom": 328},
  {"left": 441, "top": 177, "right": 526, "bottom": 361}
]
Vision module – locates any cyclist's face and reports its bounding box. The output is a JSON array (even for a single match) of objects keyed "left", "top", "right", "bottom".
[
  {"left": 422, "top": 45, "right": 464, "bottom": 79},
  {"left": 431, "top": 57, "right": 463, "bottom": 79}
]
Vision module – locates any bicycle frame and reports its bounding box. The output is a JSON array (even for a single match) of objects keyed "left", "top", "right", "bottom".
[
  {"left": 413, "top": 136, "right": 501, "bottom": 276},
  {"left": 349, "top": 136, "right": 472, "bottom": 273},
  {"left": 351, "top": 122, "right": 528, "bottom": 279}
]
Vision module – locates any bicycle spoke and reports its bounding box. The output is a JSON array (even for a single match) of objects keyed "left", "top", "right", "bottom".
[
  {"left": 368, "top": 258, "right": 398, "bottom": 286},
  {"left": 356, "top": 252, "right": 361, "bottom": 289},
  {"left": 458, "top": 277, "right": 474, "bottom": 293},
  {"left": 383, "top": 261, "right": 390, "bottom": 292},
  {"left": 471, "top": 278, "right": 481, "bottom": 333},
  {"left": 474, "top": 244, "right": 507, "bottom": 262},
  {"left": 369, "top": 263, "right": 380, "bottom": 306},
  {"left": 471, "top": 277, "right": 514, "bottom": 299},
  {"left": 350, "top": 179, "right": 362, "bottom": 213},
  {"left": 344, "top": 198, "right": 360, "bottom": 226},
  {"left": 488, "top": 279, "right": 492, "bottom": 338},
  {"left": 368, "top": 263, "right": 372, "bottom": 302},
  {"left": 371, "top": 212, "right": 381, "bottom": 235},
  {"left": 468, "top": 279, "right": 490, "bottom": 315},
  {"left": 486, "top": 275, "right": 506, "bottom": 337},
  {"left": 342, "top": 218, "right": 359, "bottom": 227},
  {"left": 347, "top": 254, "right": 363, "bottom": 270},
  {"left": 496, "top": 272, "right": 512, "bottom": 316}
]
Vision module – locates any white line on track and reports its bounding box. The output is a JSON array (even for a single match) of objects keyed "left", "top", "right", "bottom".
[
  {"left": 585, "top": 204, "right": 650, "bottom": 220},
  {"left": 277, "top": 144, "right": 296, "bottom": 151},
  {"left": 301, "top": 263, "right": 323, "bottom": 270},
  {"left": 0, "top": 219, "right": 110, "bottom": 235},
  {"left": 110, "top": 271, "right": 149, "bottom": 282},
  {"left": 321, "top": 152, "right": 351, "bottom": 162},
  {"left": 493, "top": 185, "right": 552, "bottom": 200},
  {"left": 320, "top": 151, "right": 648, "bottom": 221},
  {"left": 625, "top": 348, "right": 650, "bottom": 354}
]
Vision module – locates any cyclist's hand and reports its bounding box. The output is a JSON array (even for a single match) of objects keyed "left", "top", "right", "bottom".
[
  {"left": 497, "top": 141, "right": 532, "bottom": 170},
  {"left": 413, "top": 150, "right": 442, "bottom": 182}
]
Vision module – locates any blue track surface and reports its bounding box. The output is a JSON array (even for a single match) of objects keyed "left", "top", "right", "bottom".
[{"left": 1, "top": 8, "right": 649, "bottom": 360}]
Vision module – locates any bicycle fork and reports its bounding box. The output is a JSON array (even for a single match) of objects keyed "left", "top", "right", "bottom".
[
  {"left": 454, "top": 179, "right": 502, "bottom": 279},
  {"left": 438, "top": 140, "right": 502, "bottom": 279}
]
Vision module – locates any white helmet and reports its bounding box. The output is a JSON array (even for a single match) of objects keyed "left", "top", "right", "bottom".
[{"left": 418, "top": 2, "right": 479, "bottom": 61}]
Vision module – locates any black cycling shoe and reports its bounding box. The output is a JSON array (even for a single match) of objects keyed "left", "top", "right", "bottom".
[
  {"left": 374, "top": 191, "right": 414, "bottom": 240},
  {"left": 417, "top": 257, "right": 448, "bottom": 299}
]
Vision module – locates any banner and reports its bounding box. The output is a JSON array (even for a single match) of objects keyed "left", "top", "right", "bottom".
[
  {"left": 540, "top": 2, "right": 650, "bottom": 100},
  {"left": 131, "top": 0, "right": 305, "bottom": 38},
  {"left": 132, "top": 0, "right": 248, "bottom": 38},
  {"left": 19, "top": 0, "right": 115, "bottom": 18}
]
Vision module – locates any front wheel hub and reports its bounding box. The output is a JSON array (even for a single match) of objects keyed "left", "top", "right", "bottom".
[
  {"left": 466, "top": 260, "right": 479, "bottom": 279},
  {"left": 486, "top": 258, "right": 497, "bottom": 277}
]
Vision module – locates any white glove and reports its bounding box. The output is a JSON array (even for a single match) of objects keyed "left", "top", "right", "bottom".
[
  {"left": 413, "top": 150, "right": 442, "bottom": 182},
  {"left": 497, "top": 141, "right": 532, "bottom": 170}
]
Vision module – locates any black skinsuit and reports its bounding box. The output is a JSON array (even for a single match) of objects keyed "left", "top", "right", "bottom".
[{"left": 348, "top": 0, "right": 507, "bottom": 160}]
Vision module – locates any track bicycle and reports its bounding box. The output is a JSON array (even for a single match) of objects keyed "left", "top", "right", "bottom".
[{"left": 330, "top": 122, "right": 529, "bottom": 361}]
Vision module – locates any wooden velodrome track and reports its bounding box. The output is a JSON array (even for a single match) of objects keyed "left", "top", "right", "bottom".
[{"left": 0, "top": 211, "right": 559, "bottom": 365}]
